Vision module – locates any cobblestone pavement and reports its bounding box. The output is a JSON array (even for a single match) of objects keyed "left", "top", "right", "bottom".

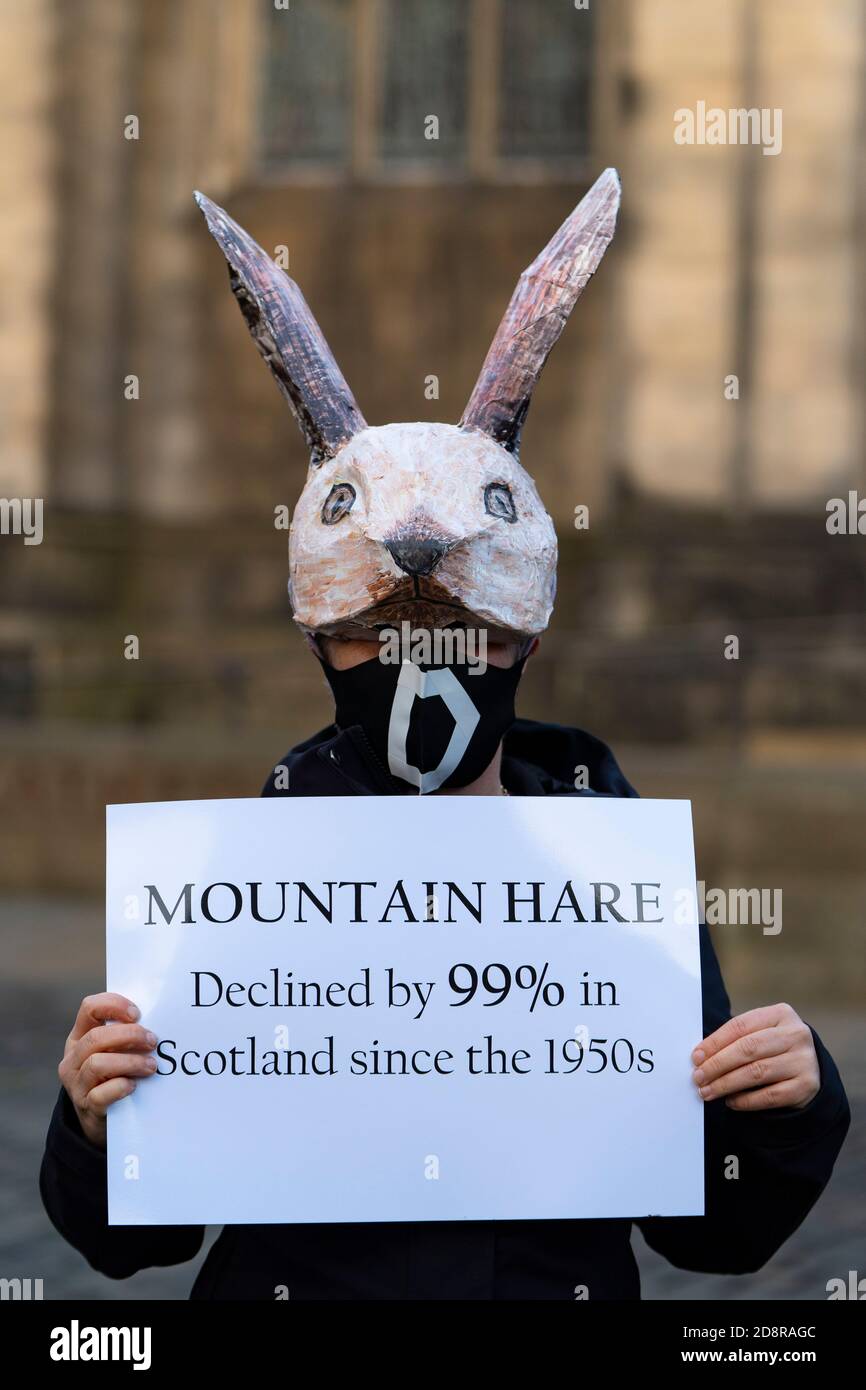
[{"left": 1, "top": 898, "right": 861, "bottom": 1301}]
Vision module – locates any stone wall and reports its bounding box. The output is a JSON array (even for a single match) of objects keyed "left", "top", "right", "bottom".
[{"left": 1, "top": 0, "right": 865, "bottom": 1007}]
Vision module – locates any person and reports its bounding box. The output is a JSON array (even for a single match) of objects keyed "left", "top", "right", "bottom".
[{"left": 40, "top": 174, "right": 850, "bottom": 1299}]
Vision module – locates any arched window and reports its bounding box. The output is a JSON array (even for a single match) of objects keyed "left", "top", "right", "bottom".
[{"left": 259, "top": 0, "right": 595, "bottom": 179}]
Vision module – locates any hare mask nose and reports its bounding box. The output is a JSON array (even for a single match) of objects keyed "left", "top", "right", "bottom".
[{"left": 384, "top": 536, "right": 454, "bottom": 577}]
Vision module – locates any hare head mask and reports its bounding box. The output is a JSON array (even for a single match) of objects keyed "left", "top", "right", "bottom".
[{"left": 195, "top": 169, "right": 620, "bottom": 641}]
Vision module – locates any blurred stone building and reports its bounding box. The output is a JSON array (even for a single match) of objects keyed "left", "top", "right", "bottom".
[{"left": 0, "top": 0, "right": 864, "bottom": 1004}]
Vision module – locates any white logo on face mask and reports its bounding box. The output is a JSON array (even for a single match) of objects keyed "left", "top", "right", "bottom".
[{"left": 387, "top": 661, "right": 480, "bottom": 793}]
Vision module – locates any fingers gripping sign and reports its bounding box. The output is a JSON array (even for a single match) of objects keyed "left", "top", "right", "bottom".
[
  {"left": 58, "top": 993, "right": 158, "bottom": 1149},
  {"left": 691, "top": 1003, "right": 821, "bottom": 1112}
]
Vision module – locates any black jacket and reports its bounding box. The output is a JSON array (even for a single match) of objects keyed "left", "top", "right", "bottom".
[{"left": 40, "top": 718, "right": 850, "bottom": 1299}]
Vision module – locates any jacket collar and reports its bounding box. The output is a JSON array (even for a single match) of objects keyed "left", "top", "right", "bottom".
[{"left": 261, "top": 718, "right": 637, "bottom": 800}]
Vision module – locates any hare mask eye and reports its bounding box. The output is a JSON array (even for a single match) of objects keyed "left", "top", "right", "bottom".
[
  {"left": 321, "top": 483, "right": 356, "bottom": 525},
  {"left": 484, "top": 482, "right": 518, "bottom": 524}
]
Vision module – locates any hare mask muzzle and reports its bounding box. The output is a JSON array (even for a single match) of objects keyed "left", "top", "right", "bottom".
[{"left": 195, "top": 169, "right": 620, "bottom": 641}]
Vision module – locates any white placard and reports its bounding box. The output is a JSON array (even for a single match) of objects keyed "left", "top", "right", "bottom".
[{"left": 106, "top": 796, "right": 703, "bottom": 1225}]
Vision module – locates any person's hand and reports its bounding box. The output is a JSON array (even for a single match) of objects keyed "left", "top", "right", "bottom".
[
  {"left": 58, "top": 993, "right": 157, "bottom": 1150},
  {"left": 692, "top": 1003, "right": 820, "bottom": 1111}
]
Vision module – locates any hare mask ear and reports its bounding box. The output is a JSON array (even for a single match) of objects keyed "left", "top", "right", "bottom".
[
  {"left": 460, "top": 167, "right": 621, "bottom": 455},
  {"left": 194, "top": 192, "right": 367, "bottom": 464}
]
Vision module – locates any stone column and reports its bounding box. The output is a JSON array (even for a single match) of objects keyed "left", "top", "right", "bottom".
[{"left": 0, "top": 0, "right": 57, "bottom": 500}]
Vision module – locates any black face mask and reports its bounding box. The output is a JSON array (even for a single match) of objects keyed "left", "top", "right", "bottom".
[{"left": 318, "top": 648, "right": 526, "bottom": 794}]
